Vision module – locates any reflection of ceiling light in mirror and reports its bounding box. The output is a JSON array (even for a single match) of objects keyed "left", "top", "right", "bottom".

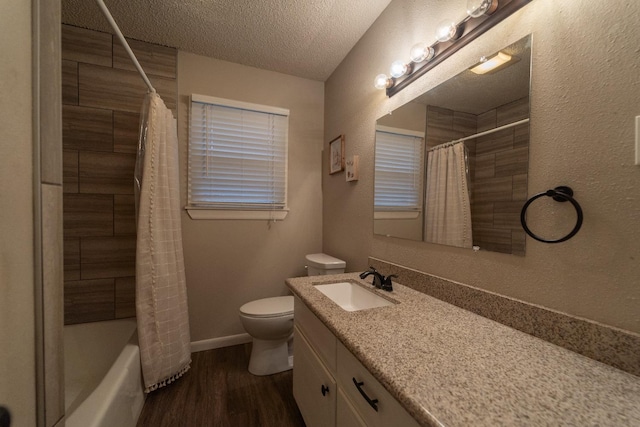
[
  {"left": 410, "top": 43, "right": 435, "bottom": 63},
  {"left": 390, "top": 61, "right": 409, "bottom": 78},
  {"left": 467, "top": 0, "right": 499, "bottom": 18},
  {"left": 435, "top": 19, "right": 458, "bottom": 42},
  {"left": 469, "top": 52, "right": 513, "bottom": 74},
  {"left": 374, "top": 74, "right": 392, "bottom": 90}
]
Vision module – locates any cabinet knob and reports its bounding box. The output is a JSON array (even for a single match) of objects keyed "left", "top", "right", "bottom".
[{"left": 321, "top": 384, "right": 329, "bottom": 396}]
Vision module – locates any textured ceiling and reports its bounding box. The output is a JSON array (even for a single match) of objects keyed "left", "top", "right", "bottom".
[{"left": 61, "top": 0, "right": 393, "bottom": 81}]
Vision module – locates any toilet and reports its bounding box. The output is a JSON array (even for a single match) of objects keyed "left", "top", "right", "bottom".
[{"left": 238, "top": 253, "right": 346, "bottom": 375}]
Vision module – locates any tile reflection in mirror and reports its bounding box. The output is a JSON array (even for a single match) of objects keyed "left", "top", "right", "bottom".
[{"left": 374, "top": 35, "right": 531, "bottom": 256}]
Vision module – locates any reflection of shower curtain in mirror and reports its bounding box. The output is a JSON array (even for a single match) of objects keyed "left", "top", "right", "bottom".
[{"left": 424, "top": 142, "right": 472, "bottom": 248}]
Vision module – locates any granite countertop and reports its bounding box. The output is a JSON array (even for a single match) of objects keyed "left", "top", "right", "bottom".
[{"left": 286, "top": 273, "right": 640, "bottom": 427}]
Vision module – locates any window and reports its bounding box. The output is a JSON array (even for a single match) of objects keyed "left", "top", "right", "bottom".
[
  {"left": 374, "top": 126, "right": 424, "bottom": 219},
  {"left": 187, "top": 95, "right": 289, "bottom": 220}
]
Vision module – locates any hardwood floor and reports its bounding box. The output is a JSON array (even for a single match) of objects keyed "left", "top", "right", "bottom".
[{"left": 137, "top": 344, "right": 306, "bottom": 427}]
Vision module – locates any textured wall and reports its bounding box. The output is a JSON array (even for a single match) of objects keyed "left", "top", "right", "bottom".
[
  {"left": 323, "top": 0, "right": 640, "bottom": 333},
  {"left": 61, "top": 25, "right": 177, "bottom": 324},
  {"left": 177, "top": 52, "right": 324, "bottom": 342},
  {"left": 0, "top": 0, "right": 36, "bottom": 425}
]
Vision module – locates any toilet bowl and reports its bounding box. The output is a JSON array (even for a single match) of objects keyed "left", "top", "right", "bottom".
[
  {"left": 239, "top": 296, "right": 294, "bottom": 376},
  {"left": 239, "top": 253, "right": 346, "bottom": 375}
]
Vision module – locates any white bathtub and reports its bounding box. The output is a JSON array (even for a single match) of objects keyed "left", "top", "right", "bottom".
[{"left": 64, "top": 318, "right": 146, "bottom": 427}]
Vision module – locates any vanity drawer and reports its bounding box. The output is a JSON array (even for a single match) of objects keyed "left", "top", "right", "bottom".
[
  {"left": 336, "top": 341, "right": 420, "bottom": 427},
  {"left": 294, "top": 296, "right": 337, "bottom": 371},
  {"left": 337, "top": 387, "right": 367, "bottom": 427}
]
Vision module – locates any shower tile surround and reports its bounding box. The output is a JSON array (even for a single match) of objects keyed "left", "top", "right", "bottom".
[
  {"left": 369, "top": 257, "right": 640, "bottom": 377},
  {"left": 61, "top": 24, "right": 177, "bottom": 324},
  {"left": 426, "top": 98, "right": 529, "bottom": 255}
]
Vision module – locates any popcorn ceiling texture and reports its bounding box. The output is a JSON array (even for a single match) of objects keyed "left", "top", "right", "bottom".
[{"left": 61, "top": 0, "right": 393, "bottom": 81}]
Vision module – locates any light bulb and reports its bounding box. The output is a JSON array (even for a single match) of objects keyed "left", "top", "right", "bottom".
[
  {"left": 435, "top": 19, "right": 458, "bottom": 42},
  {"left": 409, "top": 43, "right": 435, "bottom": 63},
  {"left": 390, "top": 61, "right": 409, "bottom": 78},
  {"left": 374, "top": 74, "right": 391, "bottom": 90},
  {"left": 467, "top": 0, "right": 498, "bottom": 18}
]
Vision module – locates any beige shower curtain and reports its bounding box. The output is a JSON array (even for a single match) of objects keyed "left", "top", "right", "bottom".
[
  {"left": 424, "top": 142, "right": 473, "bottom": 248},
  {"left": 135, "top": 93, "right": 191, "bottom": 393}
]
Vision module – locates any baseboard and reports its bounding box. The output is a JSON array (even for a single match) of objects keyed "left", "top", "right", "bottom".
[{"left": 190, "top": 333, "right": 252, "bottom": 353}]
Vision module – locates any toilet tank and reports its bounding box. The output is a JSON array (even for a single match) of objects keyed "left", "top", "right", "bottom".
[{"left": 305, "top": 253, "right": 346, "bottom": 276}]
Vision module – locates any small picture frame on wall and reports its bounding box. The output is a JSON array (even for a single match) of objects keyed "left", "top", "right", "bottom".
[{"left": 329, "top": 135, "right": 345, "bottom": 174}]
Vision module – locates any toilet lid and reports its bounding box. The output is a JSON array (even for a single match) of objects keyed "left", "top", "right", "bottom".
[
  {"left": 305, "top": 253, "right": 346, "bottom": 269},
  {"left": 239, "top": 296, "right": 294, "bottom": 318}
]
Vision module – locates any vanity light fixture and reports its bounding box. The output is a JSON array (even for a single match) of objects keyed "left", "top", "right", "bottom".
[
  {"left": 467, "top": 0, "right": 499, "bottom": 18},
  {"left": 374, "top": 73, "right": 393, "bottom": 90},
  {"left": 390, "top": 60, "right": 411, "bottom": 78},
  {"left": 409, "top": 42, "right": 435, "bottom": 63},
  {"left": 469, "top": 51, "right": 514, "bottom": 74},
  {"left": 435, "top": 19, "right": 461, "bottom": 43},
  {"left": 374, "top": 0, "right": 533, "bottom": 96}
]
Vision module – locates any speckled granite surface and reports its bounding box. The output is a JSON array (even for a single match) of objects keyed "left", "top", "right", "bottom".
[
  {"left": 369, "top": 257, "right": 640, "bottom": 377},
  {"left": 286, "top": 273, "right": 640, "bottom": 427}
]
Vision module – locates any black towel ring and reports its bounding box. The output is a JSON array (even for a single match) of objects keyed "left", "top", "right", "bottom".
[{"left": 520, "top": 186, "right": 583, "bottom": 244}]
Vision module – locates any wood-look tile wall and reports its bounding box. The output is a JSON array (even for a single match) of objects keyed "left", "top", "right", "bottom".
[
  {"left": 61, "top": 24, "right": 177, "bottom": 324},
  {"left": 426, "top": 97, "right": 529, "bottom": 255}
]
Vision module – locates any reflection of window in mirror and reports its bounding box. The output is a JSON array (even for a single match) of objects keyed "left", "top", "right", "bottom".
[
  {"left": 373, "top": 126, "right": 425, "bottom": 241},
  {"left": 373, "top": 35, "right": 532, "bottom": 254}
]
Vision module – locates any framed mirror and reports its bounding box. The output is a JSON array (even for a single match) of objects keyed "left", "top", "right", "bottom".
[{"left": 374, "top": 35, "right": 532, "bottom": 255}]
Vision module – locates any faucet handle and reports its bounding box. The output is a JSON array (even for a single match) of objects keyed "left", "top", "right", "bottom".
[{"left": 381, "top": 274, "right": 397, "bottom": 292}]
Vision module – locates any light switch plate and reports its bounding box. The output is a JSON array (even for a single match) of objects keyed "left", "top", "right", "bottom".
[{"left": 346, "top": 155, "right": 359, "bottom": 181}]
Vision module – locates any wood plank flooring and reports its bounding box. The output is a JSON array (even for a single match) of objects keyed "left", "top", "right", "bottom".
[{"left": 136, "top": 344, "right": 305, "bottom": 427}]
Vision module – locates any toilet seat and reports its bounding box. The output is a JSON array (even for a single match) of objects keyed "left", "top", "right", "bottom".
[{"left": 239, "top": 296, "right": 293, "bottom": 318}]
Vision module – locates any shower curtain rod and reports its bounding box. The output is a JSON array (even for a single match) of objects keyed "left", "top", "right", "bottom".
[
  {"left": 434, "top": 118, "right": 530, "bottom": 150},
  {"left": 95, "top": 0, "right": 156, "bottom": 93}
]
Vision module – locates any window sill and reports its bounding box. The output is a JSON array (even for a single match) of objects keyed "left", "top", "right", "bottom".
[
  {"left": 186, "top": 207, "right": 289, "bottom": 220},
  {"left": 374, "top": 210, "right": 421, "bottom": 220}
]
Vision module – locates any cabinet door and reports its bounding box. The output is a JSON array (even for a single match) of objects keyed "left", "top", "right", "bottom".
[
  {"left": 337, "top": 388, "right": 367, "bottom": 427},
  {"left": 293, "top": 327, "right": 336, "bottom": 427},
  {"left": 294, "top": 296, "right": 337, "bottom": 371}
]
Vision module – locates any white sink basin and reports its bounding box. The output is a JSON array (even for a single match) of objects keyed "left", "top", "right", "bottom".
[{"left": 314, "top": 281, "right": 395, "bottom": 312}]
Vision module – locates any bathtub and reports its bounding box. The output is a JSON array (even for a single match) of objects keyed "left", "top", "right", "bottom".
[{"left": 64, "top": 318, "right": 146, "bottom": 427}]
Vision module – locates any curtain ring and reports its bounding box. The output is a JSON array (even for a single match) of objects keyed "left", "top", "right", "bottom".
[{"left": 520, "top": 186, "right": 583, "bottom": 243}]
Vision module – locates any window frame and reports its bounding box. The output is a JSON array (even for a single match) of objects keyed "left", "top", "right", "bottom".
[
  {"left": 374, "top": 125, "right": 425, "bottom": 220},
  {"left": 186, "top": 94, "right": 290, "bottom": 220}
]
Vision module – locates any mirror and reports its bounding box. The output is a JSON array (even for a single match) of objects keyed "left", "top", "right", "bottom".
[{"left": 374, "top": 35, "right": 531, "bottom": 256}]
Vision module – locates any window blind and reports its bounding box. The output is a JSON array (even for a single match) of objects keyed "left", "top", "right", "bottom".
[
  {"left": 374, "top": 128, "right": 424, "bottom": 211},
  {"left": 188, "top": 95, "right": 289, "bottom": 210}
]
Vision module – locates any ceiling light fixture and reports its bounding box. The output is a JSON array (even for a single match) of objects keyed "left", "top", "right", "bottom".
[
  {"left": 374, "top": 0, "right": 533, "bottom": 96},
  {"left": 469, "top": 51, "right": 514, "bottom": 74}
]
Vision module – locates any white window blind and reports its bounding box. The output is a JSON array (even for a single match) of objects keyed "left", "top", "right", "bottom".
[
  {"left": 188, "top": 95, "right": 289, "bottom": 214},
  {"left": 374, "top": 126, "right": 424, "bottom": 211}
]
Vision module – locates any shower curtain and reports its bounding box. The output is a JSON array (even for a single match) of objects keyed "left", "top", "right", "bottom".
[
  {"left": 135, "top": 92, "right": 191, "bottom": 393},
  {"left": 424, "top": 142, "right": 473, "bottom": 248}
]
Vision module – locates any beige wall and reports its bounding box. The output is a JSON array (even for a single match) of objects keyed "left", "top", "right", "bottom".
[
  {"left": 0, "top": 0, "right": 36, "bottom": 426},
  {"left": 178, "top": 52, "right": 324, "bottom": 341},
  {"left": 324, "top": 0, "right": 640, "bottom": 333}
]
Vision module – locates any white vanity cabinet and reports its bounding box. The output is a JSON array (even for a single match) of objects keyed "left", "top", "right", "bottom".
[{"left": 293, "top": 297, "right": 420, "bottom": 427}]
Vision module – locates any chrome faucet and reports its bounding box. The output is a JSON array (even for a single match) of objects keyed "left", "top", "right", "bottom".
[{"left": 359, "top": 267, "right": 397, "bottom": 292}]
